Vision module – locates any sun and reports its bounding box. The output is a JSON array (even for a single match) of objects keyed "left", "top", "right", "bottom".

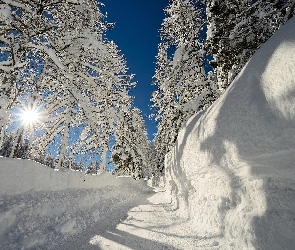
[
  {"left": 20, "top": 107, "right": 41, "bottom": 127},
  {"left": 21, "top": 109, "right": 39, "bottom": 123}
]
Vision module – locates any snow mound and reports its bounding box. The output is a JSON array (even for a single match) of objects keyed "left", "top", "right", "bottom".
[
  {"left": 0, "top": 157, "right": 152, "bottom": 249},
  {"left": 165, "top": 17, "right": 295, "bottom": 249}
]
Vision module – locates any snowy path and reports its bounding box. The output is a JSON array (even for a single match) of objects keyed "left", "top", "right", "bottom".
[
  {"left": 0, "top": 178, "right": 210, "bottom": 250},
  {"left": 0, "top": 158, "right": 179, "bottom": 250},
  {"left": 93, "top": 187, "right": 229, "bottom": 250},
  {"left": 49, "top": 190, "right": 178, "bottom": 250},
  {"left": 0, "top": 181, "right": 156, "bottom": 250},
  {"left": 85, "top": 188, "right": 222, "bottom": 250},
  {"left": 0, "top": 182, "right": 193, "bottom": 249},
  {"left": 46, "top": 187, "right": 165, "bottom": 250},
  {"left": 2, "top": 155, "right": 295, "bottom": 249},
  {"left": 0, "top": 155, "right": 218, "bottom": 250}
]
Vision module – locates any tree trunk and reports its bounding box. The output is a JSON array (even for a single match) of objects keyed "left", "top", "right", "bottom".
[
  {"left": 10, "top": 127, "right": 24, "bottom": 158},
  {"left": 99, "top": 143, "right": 107, "bottom": 172},
  {"left": 56, "top": 109, "right": 71, "bottom": 169}
]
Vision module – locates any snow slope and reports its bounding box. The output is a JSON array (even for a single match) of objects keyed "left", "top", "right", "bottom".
[
  {"left": 164, "top": 17, "right": 295, "bottom": 249},
  {"left": 0, "top": 157, "right": 154, "bottom": 249}
]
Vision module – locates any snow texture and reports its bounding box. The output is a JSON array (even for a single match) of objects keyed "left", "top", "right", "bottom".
[{"left": 164, "top": 16, "right": 295, "bottom": 249}]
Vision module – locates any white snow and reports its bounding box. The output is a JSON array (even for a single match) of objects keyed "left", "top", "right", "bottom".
[
  {"left": 1, "top": 15, "right": 295, "bottom": 250},
  {"left": 172, "top": 45, "right": 186, "bottom": 67}
]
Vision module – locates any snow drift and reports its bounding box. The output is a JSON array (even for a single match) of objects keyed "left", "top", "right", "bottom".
[{"left": 165, "top": 17, "right": 295, "bottom": 249}]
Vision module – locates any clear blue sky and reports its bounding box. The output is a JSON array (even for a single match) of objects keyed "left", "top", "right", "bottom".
[{"left": 102, "top": 0, "right": 168, "bottom": 141}]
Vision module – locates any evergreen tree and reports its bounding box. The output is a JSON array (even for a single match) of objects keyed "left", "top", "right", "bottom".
[
  {"left": 71, "top": 159, "right": 83, "bottom": 172},
  {"left": 205, "top": 0, "right": 295, "bottom": 90},
  {"left": 0, "top": 133, "right": 13, "bottom": 157},
  {"left": 43, "top": 154, "right": 55, "bottom": 169},
  {"left": 151, "top": 0, "right": 216, "bottom": 171},
  {"left": 16, "top": 137, "right": 30, "bottom": 159},
  {"left": 85, "top": 161, "right": 100, "bottom": 175},
  {"left": 111, "top": 108, "right": 151, "bottom": 179},
  {"left": 0, "top": 130, "right": 31, "bottom": 159}
]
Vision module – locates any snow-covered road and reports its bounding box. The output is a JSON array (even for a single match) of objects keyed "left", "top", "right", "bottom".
[
  {"left": 0, "top": 186, "right": 151, "bottom": 249},
  {"left": 0, "top": 158, "right": 166, "bottom": 250}
]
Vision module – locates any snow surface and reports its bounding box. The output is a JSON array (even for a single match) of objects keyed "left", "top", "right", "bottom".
[
  {"left": 0, "top": 157, "right": 155, "bottom": 249},
  {"left": 1, "top": 16, "right": 295, "bottom": 250}
]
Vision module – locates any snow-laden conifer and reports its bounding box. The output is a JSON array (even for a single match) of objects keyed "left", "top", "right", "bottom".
[
  {"left": 205, "top": 0, "right": 295, "bottom": 90},
  {"left": 111, "top": 107, "right": 151, "bottom": 179},
  {"left": 151, "top": 0, "right": 216, "bottom": 170}
]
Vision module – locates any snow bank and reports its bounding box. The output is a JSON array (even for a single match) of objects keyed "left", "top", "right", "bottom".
[
  {"left": 165, "top": 17, "right": 295, "bottom": 249},
  {"left": 0, "top": 157, "right": 151, "bottom": 249},
  {"left": 0, "top": 157, "right": 134, "bottom": 196}
]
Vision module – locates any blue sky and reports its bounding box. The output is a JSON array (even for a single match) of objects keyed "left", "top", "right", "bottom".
[{"left": 102, "top": 0, "right": 168, "bottom": 141}]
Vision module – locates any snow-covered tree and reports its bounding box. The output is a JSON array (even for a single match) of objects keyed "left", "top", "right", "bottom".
[
  {"left": 0, "top": 130, "right": 30, "bottom": 159},
  {"left": 111, "top": 107, "right": 151, "bottom": 179},
  {"left": 0, "top": 1, "right": 136, "bottom": 170},
  {"left": 35, "top": 2, "right": 135, "bottom": 170},
  {"left": 0, "top": 0, "right": 57, "bottom": 145},
  {"left": 205, "top": 0, "right": 295, "bottom": 90},
  {"left": 151, "top": 0, "right": 217, "bottom": 171},
  {"left": 85, "top": 161, "right": 100, "bottom": 175},
  {"left": 43, "top": 153, "right": 55, "bottom": 169},
  {"left": 151, "top": 0, "right": 295, "bottom": 173},
  {"left": 0, "top": 133, "right": 13, "bottom": 157}
]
